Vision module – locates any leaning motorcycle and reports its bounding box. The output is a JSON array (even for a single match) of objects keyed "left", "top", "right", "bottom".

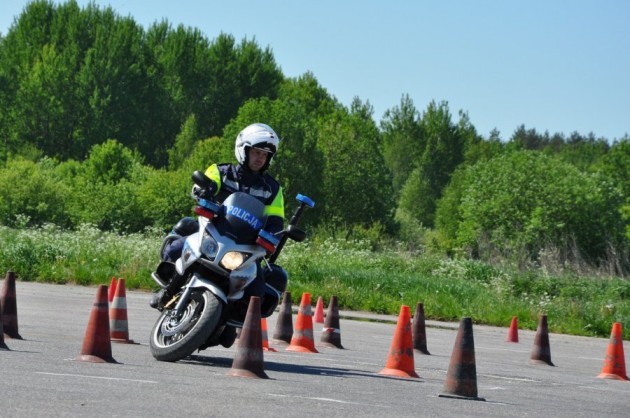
[{"left": 149, "top": 170, "right": 314, "bottom": 362}]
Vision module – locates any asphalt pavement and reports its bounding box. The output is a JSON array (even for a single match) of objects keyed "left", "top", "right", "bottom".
[{"left": 1, "top": 280, "right": 628, "bottom": 417}]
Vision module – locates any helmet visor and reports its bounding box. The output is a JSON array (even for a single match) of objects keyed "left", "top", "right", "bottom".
[{"left": 250, "top": 142, "right": 276, "bottom": 155}]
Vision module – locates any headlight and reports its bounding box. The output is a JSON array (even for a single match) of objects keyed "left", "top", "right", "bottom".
[
  {"left": 220, "top": 251, "right": 246, "bottom": 270},
  {"left": 200, "top": 235, "right": 218, "bottom": 258}
]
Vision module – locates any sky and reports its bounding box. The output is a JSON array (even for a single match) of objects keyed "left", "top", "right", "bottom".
[{"left": 1, "top": 0, "right": 629, "bottom": 141}]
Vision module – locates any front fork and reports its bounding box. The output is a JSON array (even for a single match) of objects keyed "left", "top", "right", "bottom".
[{"left": 170, "top": 275, "right": 228, "bottom": 317}]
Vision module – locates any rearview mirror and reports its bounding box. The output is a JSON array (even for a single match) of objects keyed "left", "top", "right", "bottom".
[
  {"left": 284, "top": 224, "right": 306, "bottom": 242},
  {"left": 192, "top": 170, "right": 214, "bottom": 189}
]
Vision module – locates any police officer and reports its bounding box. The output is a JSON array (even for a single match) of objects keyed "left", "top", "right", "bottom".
[{"left": 150, "top": 123, "right": 286, "bottom": 310}]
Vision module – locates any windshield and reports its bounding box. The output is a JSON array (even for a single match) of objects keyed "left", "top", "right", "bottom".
[{"left": 212, "top": 192, "right": 268, "bottom": 244}]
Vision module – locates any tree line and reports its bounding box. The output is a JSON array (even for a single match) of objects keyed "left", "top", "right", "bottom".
[{"left": 0, "top": 1, "right": 628, "bottom": 274}]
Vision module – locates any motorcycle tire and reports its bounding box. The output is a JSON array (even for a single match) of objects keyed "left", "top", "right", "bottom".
[{"left": 150, "top": 289, "right": 222, "bottom": 362}]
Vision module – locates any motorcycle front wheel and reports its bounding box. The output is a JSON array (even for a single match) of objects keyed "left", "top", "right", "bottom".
[{"left": 150, "top": 289, "right": 222, "bottom": 362}]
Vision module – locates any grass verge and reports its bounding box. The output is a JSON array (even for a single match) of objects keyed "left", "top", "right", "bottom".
[{"left": 1, "top": 224, "right": 628, "bottom": 339}]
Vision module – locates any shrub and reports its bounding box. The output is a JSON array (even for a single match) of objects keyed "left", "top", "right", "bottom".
[
  {"left": 136, "top": 167, "right": 194, "bottom": 231},
  {"left": 0, "top": 158, "right": 71, "bottom": 227},
  {"left": 436, "top": 151, "right": 627, "bottom": 272}
]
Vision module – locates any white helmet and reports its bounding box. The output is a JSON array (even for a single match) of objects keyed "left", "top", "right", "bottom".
[{"left": 235, "top": 123, "right": 279, "bottom": 171}]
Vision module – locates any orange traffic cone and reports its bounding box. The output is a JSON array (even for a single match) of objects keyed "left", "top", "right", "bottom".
[
  {"left": 228, "top": 296, "right": 268, "bottom": 379},
  {"left": 412, "top": 302, "right": 430, "bottom": 355},
  {"left": 506, "top": 316, "right": 519, "bottom": 343},
  {"left": 379, "top": 305, "right": 418, "bottom": 378},
  {"left": 439, "top": 317, "right": 485, "bottom": 401},
  {"left": 0, "top": 299, "right": 9, "bottom": 350},
  {"left": 530, "top": 314, "right": 554, "bottom": 366},
  {"left": 109, "top": 278, "right": 135, "bottom": 344},
  {"left": 1, "top": 271, "right": 22, "bottom": 339},
  {"left": 597, "top": 322, "right": 628, "bottom": 381},
  {"left": 313, "top": 296, "right": 325, "bottom": 324},
  {"left": 261, "top": 317, "right": 277, "bottom": 352},
  {"left": 107, "top": 277, "right": 117, "bottom": 303},
  {"left": 286, "top": 293, "right": 318, "bottom": 353},
  {"left": 321, "top": 295, "right": 344, "bottom": 349},
  {"left": 77, "top": 285, "right": 117, "bottom": 363},
  {"left": 273, "top": 292, "right": 293, "bottom": 345}
]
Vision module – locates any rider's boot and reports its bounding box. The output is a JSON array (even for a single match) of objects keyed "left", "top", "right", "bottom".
[
  {"left": 219, "top": 325, "right": 237, "bottom": 348},
  {"left": 150, "top": 273, "right": 186, "bottom": 310},
  {"left": 149, "top": 289, "right": 173, "bottom": 311}
]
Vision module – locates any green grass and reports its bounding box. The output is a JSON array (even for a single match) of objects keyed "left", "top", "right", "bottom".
[
  {"left": 0, "top": 224, "right": 159, "bottom": 289},
  {"left": 1, "top": 224, "right": 628, "bottom": 339}
]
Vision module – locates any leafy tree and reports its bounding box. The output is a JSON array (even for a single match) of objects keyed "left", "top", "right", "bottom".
[
  {"left": 463, "top": 129, "right": 504, "bottom": 165},
  {"left": 136, "top": 167, "right": 194, "bottom": 230},
  {"left": 593, "top": 137, "right": 630, "bottom": 240},
  {"left": 83, "top": 139, "right": 140, "bottom": 184},
  {"left": 203, "top": 34, "right": 283, "bottom": 136},
  {"left": 234, "top": 37, "right": 283, "bottom": 105},
  {"left": 180, "top": 136, "right": 234, "bottom": 174},
  {"left": 0, "top": 1, "right": 163, "bottom": 162},
  {"left": 12, "top": 43, "right": 75, "bottom": 157},
  {"left": 434, "top": 166, "right": 468, "bottom": 251},
  {"left": 397, "top": 100, "right": 467, "bottom": 227},
  {"left": 622, "top": 205, "right": 630, "bottom": 241},
  {"left": 316, "top": 98, "right": 394, "bottom": 226},
  {"left": 145, "top": 21, "right": 213, "bottom": 152},
  {"left": 278, "top": 71, "right": 339, "bottom": 118},
  {"left": 75, "top": 10, "right": 156, "bottom": 160},
  {"left": 168, "top": 114, "right": 200, "bottom": 170},
  {"left": 396, "top": 167, "right": 432, "bottom": 226},
  {"left": 507, "top": 126, "right": 610, "bottom": 172},
  {"left": 439, "top": 151, "right": 626, "bottom": 270},
  {"left": 152, "top": 135, "right": 234, "bottom": 231},
  {"left": 67, "top": 178, "right": 146, "bottom": 232},
  {"left": 455, "top": 111, "right": 484, "bottom": 162},
  {"left": 0, "top": 2, "right": 283, "bottom": 167},
  {"left": 62, "top": 140, "right": 147, "bottom": 231},
  {"left": 0, "top": 157, "right": 71, "bottom": 227},
  {"left": 507, "top": 125, "right": 547, "bottom": 151},
  {"left": 0, "top": 1, "right": 80, "bottom": 160},
  {"left": 594, "top": 137, "right": 630, "bottom": 198},
  {"left": 547, "top": 132, "right": 610, "bottom": 171},
  {"left": 380, "top": 94, "right": 423, "bottom": 196}
]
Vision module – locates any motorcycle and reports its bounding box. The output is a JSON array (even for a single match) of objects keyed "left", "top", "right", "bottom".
[{"left": 149, "top": 170, "right": 314, "bottom": 362}]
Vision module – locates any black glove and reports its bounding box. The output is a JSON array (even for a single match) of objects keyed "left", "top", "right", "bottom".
[{"left": 193, "top": 183, "right": 216, "bottom": 200}]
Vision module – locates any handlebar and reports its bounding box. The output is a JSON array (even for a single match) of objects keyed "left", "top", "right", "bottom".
[
  {"left": 269, "top": 194, "right": 315, "bottom": 264},
  {"left": 191, "top": 170, "right": 218, "bottom": 201},
  {"left": 193, "top": 170, "right": 314, "bottom": 263}
]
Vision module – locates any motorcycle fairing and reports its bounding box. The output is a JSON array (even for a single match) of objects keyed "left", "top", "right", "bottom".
[{"left": 175, "top": 208, "right": 266, "bottom": 301}]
